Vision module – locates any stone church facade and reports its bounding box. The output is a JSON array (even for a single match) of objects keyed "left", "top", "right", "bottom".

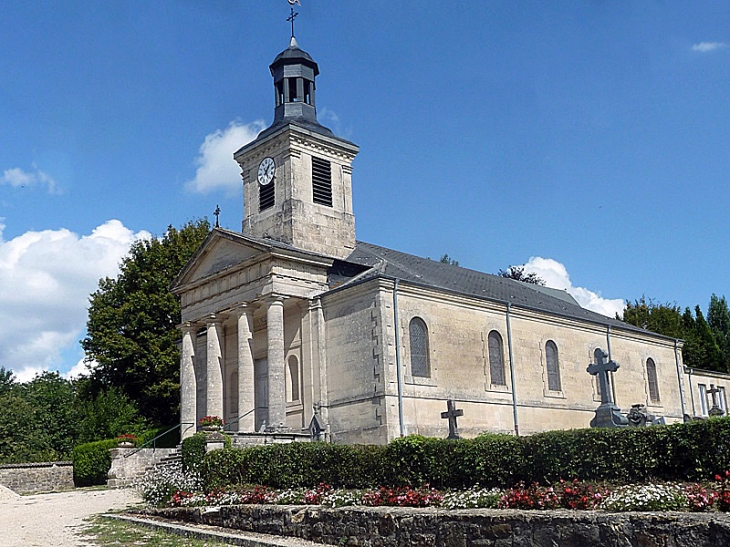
[{"left": 171, "top": 37, "right": 729, "bottom": 444}]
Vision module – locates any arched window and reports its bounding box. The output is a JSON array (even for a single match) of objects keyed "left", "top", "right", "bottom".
[
  {"left": 488, "top": 331, "right": 506, "bottom": 386},
  {"left": 545, "top": 340, "right": 561, "bottom": 392},
  {"left": 287, "top": 355, "right": 300, "bottom": 402},
  {"left": 647, "top": 358, "right": 660, "bottom": 403},
  {"left": 409, "top": 317, "right": 430, "bottom": 377}
]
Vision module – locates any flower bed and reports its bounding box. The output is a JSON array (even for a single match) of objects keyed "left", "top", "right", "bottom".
[{"left": 135, "top": 465, "right": 730, "bottom": 513}]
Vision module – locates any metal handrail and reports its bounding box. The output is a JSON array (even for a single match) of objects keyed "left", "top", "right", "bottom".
[
  {"left": 222, "top": 408, "right": 256, "bottom": 432},
  {"left": 123, "top": 422, "right": 194, "bottom": 458}
]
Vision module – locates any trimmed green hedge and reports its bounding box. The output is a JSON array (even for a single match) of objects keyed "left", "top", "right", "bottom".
[
  {"left": 72, "top": 438, "right": 118, "bottom": 487},
  {"left": 202, "top": 418, "right": 730, "bottom": 490}
]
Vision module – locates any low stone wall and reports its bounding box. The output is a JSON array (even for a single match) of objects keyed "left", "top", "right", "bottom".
[
  {"left": 142, "top": 505, "right": 730, "bottom": 547},
  {"left": 0, "top": 461, "right": 74, "bottom": 494},
  {"left": 107, "top": 448, "right": 178, "bottom": 488}
]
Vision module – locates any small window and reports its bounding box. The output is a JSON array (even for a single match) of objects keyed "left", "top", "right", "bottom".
[
  {"left": 545, "top": 340, "right": 561, "bottom": 392},
  {"left": 311, "top": 156, "right": 333, "bottom": 206},
  {"left": 647, "top": 358, "right": 660, "bottom": 403},
  {"left": 488, "top": 331, "right": 505, "bottom": 386},
  {"left": 720, "top": 387, "right": 727, "bottom": 412},
  {"left": 409, "top": 317, "right": 430, "bottom": 377},
  {"left": 287, "top": 356, "right": 300, "bottom": 402}
]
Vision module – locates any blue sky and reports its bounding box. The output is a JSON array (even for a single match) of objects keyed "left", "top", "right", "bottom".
[{"left": 1, "top": 1, "right": 728, "bottom": 381}]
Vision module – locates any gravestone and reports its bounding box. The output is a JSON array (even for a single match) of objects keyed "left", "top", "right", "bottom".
[
  {"left": 441, "top": 399, "right": 464, "bottom": 439},
  {"left": 708, "top": 384, "right": 725, "bottom": 417},
  {"left": 587, "top": 349, "right": 628, "bottom": 428},
  {"left": 627, "top": 404, "right": 665, "bottom": 426}
]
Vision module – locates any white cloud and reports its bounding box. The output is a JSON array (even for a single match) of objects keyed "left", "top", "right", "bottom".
[
  {"left": 691, "top": 42, "right": 729, "bottom": 53},
  {"left": 185, "top": 120, "right": 265, "bottom": 196},
  {"left": 0, "top": 219, "right": 151, "bottom": 381},
  {"left": 64, "top": 358, "right": 91, "bottom": 380},
  {"left": 521, "top": 257, "right": 625, "bottom": 318},
  {"left": 1, "top": 165, "right": 59, "bottom": 194}
]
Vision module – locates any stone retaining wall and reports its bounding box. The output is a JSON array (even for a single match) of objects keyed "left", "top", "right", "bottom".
[
  {"left": 107, "top": 447, "right": 178, "bottom": 488},
  {"left": 142, "top": 505, "right": 730, "bottom": 547},
  {"left": 0, "top": 461, "right": 74, "bottom": 494}
]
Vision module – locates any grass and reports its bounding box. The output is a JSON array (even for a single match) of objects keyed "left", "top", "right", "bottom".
[{"left": 80, "top": 515, "right": 237, "bottom": 546}]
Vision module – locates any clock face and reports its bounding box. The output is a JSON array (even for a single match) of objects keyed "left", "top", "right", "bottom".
[{"left": 257, "top": 157, "right": 275, "bottom": 186}]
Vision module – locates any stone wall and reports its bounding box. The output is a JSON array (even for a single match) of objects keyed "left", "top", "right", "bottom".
[
  {"left": 142, "top": 505, "right": 730, "bottom": 547},
  {"left": 0, "top": 462, "right": 74, "bottom": 494},
  {"left": 107, "top": 448, "right": 178, "bottom": 488}
]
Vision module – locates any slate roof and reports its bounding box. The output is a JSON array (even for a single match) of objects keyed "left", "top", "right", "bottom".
[{"left": 337, "top": 241, "right": 657, "bottom": 337}]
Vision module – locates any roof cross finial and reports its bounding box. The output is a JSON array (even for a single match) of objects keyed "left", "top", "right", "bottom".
[
  {"left": 214, "top": 205, "right": 220, "bottom": 228},
  {"left": 287, "top": 0, "right": 300, "bottom": 39}
]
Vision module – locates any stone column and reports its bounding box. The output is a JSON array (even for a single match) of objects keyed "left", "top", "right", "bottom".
[
  {"left": 180, "top": 322, "right": 197, "bottom": 440},
  {"left": 205, "top": 314, "right": 224, "bottom": 419},
  {"left": 234, "top": 303, "right": 256, "bottom": 432},
  {"left": 266, "top": 296, "right": 286, "bottom": 429}
]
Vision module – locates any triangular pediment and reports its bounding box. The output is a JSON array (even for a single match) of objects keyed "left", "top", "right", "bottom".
[{"left": 171, "top": 229, "right": 272, "bottom": 292}]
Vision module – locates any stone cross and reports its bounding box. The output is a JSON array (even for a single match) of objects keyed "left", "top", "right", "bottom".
[
  {"left": 708, "top": 384, "right": 725, "bottom": 416},
  {"left": 441, "top": 399, "right": 464, "bottom": 440},
  {"left": 587, "top": 349, "right": 619, "bottom": 405}
]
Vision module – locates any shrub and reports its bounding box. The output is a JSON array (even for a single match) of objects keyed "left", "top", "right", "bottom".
[
  {"left": 181, "top": 432, "right": 208, "bottom": 473},
  {"left": 72, "top": 438, "right": 118, "bottom": 487},
  {"left": 135, "top": 461, "right": 203, "bottom": 507}
]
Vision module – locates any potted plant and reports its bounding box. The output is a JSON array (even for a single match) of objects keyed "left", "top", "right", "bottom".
[
  {"left": 199, "top": 415, "right": 225, "bottom": 431},
  {"left": 116, "top": 433, "right": 138, "bottom": 448}
]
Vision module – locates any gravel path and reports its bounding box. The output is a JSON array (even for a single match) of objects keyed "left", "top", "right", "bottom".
[{"left": 0, "top": 486, "right": 141, "bottom": 546}]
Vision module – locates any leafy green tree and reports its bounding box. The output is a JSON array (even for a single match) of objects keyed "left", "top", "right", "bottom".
[
  {"left": 682, "top": 305, "right": 726, "bottom": 372},
  {"left": 620, "top": 297, "right": 684, "bottom": 339},
  {"left": 498, "top": 265, "right": 546, "bottom": 286},
  {"left": 0, "top": 366, "right": 15, "bottom": 396},
  {"left": 22, "top": 371, "right": 80, "bottom": 458},
  {"left": 81, "top": 219, "right": 210, "bottom": 425},
  {"left": 707, "top": 294, "right": 730, "bottom": 368},
  {"left": 76, "top": 387, "right": 146, "bottom": 444}
]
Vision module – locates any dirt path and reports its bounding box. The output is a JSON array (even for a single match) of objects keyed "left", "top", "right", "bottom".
[{"left": 0, "top": 486, "right": 141, "bottom": 546}]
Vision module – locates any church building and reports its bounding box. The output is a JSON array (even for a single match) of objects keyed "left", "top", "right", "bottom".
[{"left": 171, "top": 35, "right": 729, "bottom": 444}]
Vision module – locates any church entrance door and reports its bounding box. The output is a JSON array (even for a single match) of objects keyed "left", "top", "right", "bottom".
[{"left": 254, "top": 358, "right": 269, "bottom": 431}]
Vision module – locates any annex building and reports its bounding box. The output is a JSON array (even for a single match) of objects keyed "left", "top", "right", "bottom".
[{"left": 172, "top": 36, "right": 729, "bottom": 444}]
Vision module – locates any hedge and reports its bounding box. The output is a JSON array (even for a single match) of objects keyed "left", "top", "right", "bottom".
[
  {"left": 72, "top": 438, "right": 118, "bottom": 487},
  {"left": 201, "top": 417, "right": 730, "bottom": 490}
]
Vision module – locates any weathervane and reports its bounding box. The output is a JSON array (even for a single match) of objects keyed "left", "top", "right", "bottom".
[
  {"left": 214, "top": 205, "right": 220, "bottom": 228},
  {"left": 287, "top": 0, "right": 300, "bottom": 38}
]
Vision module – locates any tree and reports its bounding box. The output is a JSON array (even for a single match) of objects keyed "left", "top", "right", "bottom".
[
  {"left": 0, "top": 366, "right": 14, "bottom": 396},
  {"left": 683, "top": 305, "right": 726, "bottom": 373},
  {"left": 707, "top": 294, "right": 730, "bottom": 368},
  {"left": 498, "top": 265, "right": 546, "bottom": 286},
  {"left": 620, "top": 297, "right": 684, "bottom": 339},
  {"left": 76, "top": 387, "right": 146, "bottom": 444},
  {"left": 439, "top": 254, "right": 459, "bottom": 266},
  {"left": 81, "top": 219, "right": 210, "bottom": 425}
]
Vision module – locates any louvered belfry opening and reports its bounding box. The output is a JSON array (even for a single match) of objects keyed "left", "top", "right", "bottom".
[
  {"left": 259, "top": 182, "right": 275, "bottom": 211},
  {"left": 312, "top": 156, "right": 333, "bottom": 206}
]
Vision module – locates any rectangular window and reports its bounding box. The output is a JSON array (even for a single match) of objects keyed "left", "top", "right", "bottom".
[
  {"left": 312, "top": 156, "right": 333, "bottom": 207},
  {"left": 699, "top": 384, "right": 708, "bottom": 416},
  {"left": 720, "top": 387, "right": 727, "bottom": 412}
]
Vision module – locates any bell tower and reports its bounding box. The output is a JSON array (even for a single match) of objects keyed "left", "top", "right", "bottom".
[{"left": 234, "top": 35, "right": 359, "bottom": 260}]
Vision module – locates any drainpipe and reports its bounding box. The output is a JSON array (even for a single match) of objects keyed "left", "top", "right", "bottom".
[
  {"left": 606, "top": 325, "right": 617, "bottom": 405},
  {"left": 674, "top": 339, "right": 687, "bottom": 419},
  {"left": 393, "top": 279, "right": 405, "bottom": 437},
  {"left": 688, "top": 364, "right": 696, "bottom": 417},
  {"left": 506, "top": 303, "right": 519, "bottom": 436}
]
